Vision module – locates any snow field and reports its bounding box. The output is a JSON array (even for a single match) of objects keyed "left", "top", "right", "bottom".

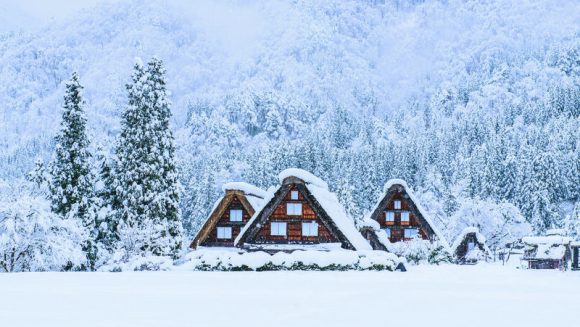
[{"left": 0, "top": 265, "right": 578, "bottom": 327}]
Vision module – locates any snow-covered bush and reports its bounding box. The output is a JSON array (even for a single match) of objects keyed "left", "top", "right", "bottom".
[
  {"left": 182, "top": 250, "right": 403, "bottom": 272},
  {"left": 0, "top": 196, "right": 86, "bottom": 272},
  {"left": 98, "top": 253, "right": 174, "bottom": 272},
  {"left": 386, "top": 239, "right": 452, "bottom": 265}
]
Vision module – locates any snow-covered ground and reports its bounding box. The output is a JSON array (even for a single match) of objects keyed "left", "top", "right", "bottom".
[{"left": 1, "top": 265, "right": 578, "bottom": 327}]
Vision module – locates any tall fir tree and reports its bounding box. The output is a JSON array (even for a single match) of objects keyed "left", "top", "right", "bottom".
[
  {"left": 49, "top": 72, "right": 96, "bottom": 268},
  {"left": 115, "top": 58, "right": 183, "bottom": 258}
]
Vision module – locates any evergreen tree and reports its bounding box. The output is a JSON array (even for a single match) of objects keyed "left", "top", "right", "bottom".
[
  {"left": 49, "top": 72, "right": 96, "bottom": 269},
  {"left": 115, "top": 58, "right": 183, "bottom": 258},
  {"left": 93, "top": 148, "right": 120, "bottom": 253}
]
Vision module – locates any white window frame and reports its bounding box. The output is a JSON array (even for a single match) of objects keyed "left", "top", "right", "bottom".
[
  {"left": 302, "top": 222, "right": 319, "bottom": 237},
  {"left": 385, "top": 211, "right": 395, "bottom": 222},
  {"left": 404, "top": 228, "right": 418, "bottom": 239},
  {"left": 401, "top": 211, "right": 410, "bottom": 223},
  {"left": 286, "top": 203, "right": 302, "bottom": 216},
  {"left": 290, "top": 190, "right": 299, "bottom": 200},
  {"left": 394, "top": 200, "right": 401, "bottom": 210},
  {"left": 271, "top": 222, "right": 287, "bottom": 236},
  {"left": 217, "top": 227, "right": 232, "bottom": 239},
  {"left": 230, "top": 209, "right": 243, "bottom": 222}
]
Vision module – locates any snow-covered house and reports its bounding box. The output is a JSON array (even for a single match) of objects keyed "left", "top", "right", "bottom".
[
  {"left": 571, "top": 242, "right": 580, "bottom": 271},
  {"left": 451, "top": 227, "right": 491, "bottom": 264},
  {"left": 522, "top": 229, "right": 572, "bottom": 270},
  {"left": 190, "top": 182, "right": 266, "bottom": 249},
  {"left": 234, "top": 169, "right": 372, "bottom": 252},
  {"left": 360, "top": 179, "right": 449, "bottom": 251}
]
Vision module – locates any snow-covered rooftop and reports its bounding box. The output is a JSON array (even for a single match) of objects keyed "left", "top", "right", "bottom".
[
  {"left": 522, "top": 233, "right": 572, "bottom": 260},
  {"left": 306, "top": 182, "right": 372, "bottom": 251},
  {"left": 365, "top": 178, "right": 450, "bottom": 250},
  {"left": 222, "top": 182, "right": 267, "bottom": 199},
  {"left": 450, "top": 227, "right": 490, "bottom": 254},
  {"left": 237, "top": 170, "right": 372, "bottom": 251},
  {"left": 278, "top": 168, "right": 328, "bottom": 190}
]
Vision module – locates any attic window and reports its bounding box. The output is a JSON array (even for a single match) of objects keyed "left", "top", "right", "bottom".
[
  {"left": 394, "top": 200, "right": 401, "bottom": 210},
  {"left": 287, "top": 203, "right": 302, "bottom": 216},
  {"left": 217, "top": 227, "right": 232, "bottom": 239},
  {"left": 271, "top": 222, "right": 287, "bottom": 236},
  {"left": 230, "top": 209, "right": 243, "bottom": 222},
  {"left": 291, "top": 190, "right": 299, "bottom": 200},
  {"left": 302, "top": 222, "right": 318, "bottom": 237}
]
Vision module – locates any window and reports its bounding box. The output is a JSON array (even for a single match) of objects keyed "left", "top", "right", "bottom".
[
  {"left": 385, "top": 211, "right": 395, "bottom": 223},
  {"left": 286, "top": 203, "right": 302, "bottom": 215},
  {"left": 383, "top": 228, "right": 391, "bottom": 238},
  {"left": 404, "top": 228, "right": 418, "bottom": 239},
  {"left": 401, "top": 211, "right": 410, "bottom": 224},
  {"left": 467, "top": 241, "right": 475, "bottom": 252},
  {"left": 217, "top": 227, "right": 232, "bottom": 239},
  {"left": 394, "top": 200, "right": 401, "bottom": 209},
  {"left": 302, "top": 222, "right": 319, "bottom": 237},
  {"left": 271, "top": 222, "right": 287, "bottom": 236},
  {"left": 230, "top": 209, "right": 243, "bottom": 222},
  {"left": 290, "top": 190, "right": 299, "bottom": 200}
]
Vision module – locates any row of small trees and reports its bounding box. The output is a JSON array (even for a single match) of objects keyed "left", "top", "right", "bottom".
[{"left": 30, "top": 57, "right": 182, "bottom": 270}]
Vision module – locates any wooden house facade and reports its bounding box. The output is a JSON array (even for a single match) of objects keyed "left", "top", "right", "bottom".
[
  {"left": 361, "top": 179, "right": 448, "bottom": 251},
  {"left": 451, "top": 227, "right": 491, "bottom": 264},
  {"left": 190, "top": 183, "right": 266, "bottom": 249},
  {"left": 235, "top": 169, "right": 372, "bottom": 252},
  {"left": 522, "top": 230, "right": 572, "bottom": 270}
]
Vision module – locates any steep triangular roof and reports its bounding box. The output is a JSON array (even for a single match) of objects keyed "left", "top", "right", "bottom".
[
  {"left": 363, "top": 179, "right": 450, "bottom": 249},
  {"left": 235, "top": 169, "right": 372, "bottom": 251},
  {"left": 451, "top": 227, "right": 491, "bottom": 262},
  {"left": 190, "top": 182, "right": 266, "bottom": 249}
]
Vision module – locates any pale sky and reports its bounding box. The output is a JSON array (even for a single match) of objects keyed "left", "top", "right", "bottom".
[{"left": 0, "top": 0, "right": 121, "bottom": 31}]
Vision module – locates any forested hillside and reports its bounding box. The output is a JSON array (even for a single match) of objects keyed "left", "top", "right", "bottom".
[{"left": 0, "top": 0, "right": 578, "bottom": 242}]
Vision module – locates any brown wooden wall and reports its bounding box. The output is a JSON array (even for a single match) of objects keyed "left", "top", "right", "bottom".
[
  {"left": 200, "top": 195, "right": 251, "bottom": 247},
  {"left": 376, "top": 190, "right": 430, "bottom": 242},
  {"left": 252, "top": 185, "right": 338, "bottom": 244}
]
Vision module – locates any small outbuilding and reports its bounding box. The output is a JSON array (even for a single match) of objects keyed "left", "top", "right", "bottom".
[
  {"left": 235, "top": 168, "right": 372, "bottom": 252},
  {"left": 451, "top": 227, "right": 491, "bottom": 264},
  {"left": 190, "top": 182, "right": 266, "bottom": 249},
  {"left": 522, "top": 229, "right": 572, "bottom": 270}
]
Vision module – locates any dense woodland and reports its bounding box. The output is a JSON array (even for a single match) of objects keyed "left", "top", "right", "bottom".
[{"left": 0, "top": 0, "right": 578, "bottom": 271}]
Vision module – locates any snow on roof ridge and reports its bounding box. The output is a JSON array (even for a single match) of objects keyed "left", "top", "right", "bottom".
[
  {"left": 522, "top": 235, "right": 573, "bottom": 245},
  {"left": 222, "top": 182, "right": 267, "bottom": 199},
  {"left": 383, "top": 178, "right": 409, "bottom": 192},
  {"left": 371, "top": 178, "right": 450, "bottom": 250},
  {"left": 278, "top": 168, "right": 329, "bottom": 190}
]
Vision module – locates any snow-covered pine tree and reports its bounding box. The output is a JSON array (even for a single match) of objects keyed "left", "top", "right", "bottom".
[
  {"left": 49, "top": 72, "right": 96, "bottom": 269},
  {"left": 115, "top": 58, "right": 183, "bottom": 259},
  {"left": 93, "top": 148, "right": 120, "bottom": 254}
]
